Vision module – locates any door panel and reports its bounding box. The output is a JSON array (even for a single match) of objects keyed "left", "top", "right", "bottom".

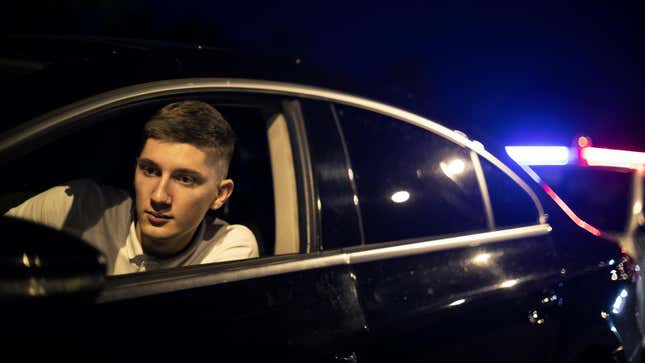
[
  {"left": 352, "top": 234, "right": 562, "bottom": 362},
  {"left": 93, "top": 263, "right": 367, "bottom": 362},
  {"left": 2, "top": 258, "right": 367, "bottom": 362}
]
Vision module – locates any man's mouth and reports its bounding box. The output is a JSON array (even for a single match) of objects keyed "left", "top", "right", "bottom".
[{"left": 145, "top": 211, "right": 172, "bottom": 226}]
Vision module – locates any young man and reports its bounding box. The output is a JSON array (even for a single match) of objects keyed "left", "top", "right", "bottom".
[{"left": 6, "top": 100, "right": 258, "bottom": 275}]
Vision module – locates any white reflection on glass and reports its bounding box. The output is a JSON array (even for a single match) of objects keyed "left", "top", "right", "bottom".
[
  {"left": 612, "top": 289, "right": 628, "bottom": 314},
  {"left": 472, "top": 253, "right": 492, "bottom": 266},
  {"left": 440, "top": 159, "right": 466, "bottom": 178},
  {"left": 353, "top": 195, "right": 359, "bottom": 206},
  {"left": 448, "top": 299, "right": 466, "bottom": 307},
  {"left": 609, "top": 259, "right": 615, "bottom": 266},
  {"left": 391, "top": 190, "right": 410, "bottom": 204},
  {"left": 499, "top": 279, "right": 519, "bottom": 288},
  {"left": 633, "top": 201, "right": 642, "bottom": 215},
  {"left": 348, "top": 168, "right": 354, "bottom": 181}
]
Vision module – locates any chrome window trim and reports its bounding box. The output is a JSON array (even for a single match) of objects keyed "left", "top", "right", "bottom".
[
  {"left": 0, "top": 78, "right": 544, "bottom": 223},
  {"left": 98, "top": 223, "right": 551, "bottom": 302},
  {"left": 348, "top": 224, "right": 551, "bottom": 264}
]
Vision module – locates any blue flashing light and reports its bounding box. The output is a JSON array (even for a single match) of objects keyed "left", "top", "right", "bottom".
[{"left": 505, "top": 146, "right": 571, "bottom": 166}]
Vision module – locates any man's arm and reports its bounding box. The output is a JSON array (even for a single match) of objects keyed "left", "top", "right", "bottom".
[{"left": 4, "top": 185, "right": 75, "bottom": 230}]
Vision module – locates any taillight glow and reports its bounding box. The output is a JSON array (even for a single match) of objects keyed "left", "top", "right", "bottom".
[
  {"left": 505, "top": 146, "right": 570, "bottom": 165},
  {"left": 580, "top": 147, "right": 645, "bottom": 170}
]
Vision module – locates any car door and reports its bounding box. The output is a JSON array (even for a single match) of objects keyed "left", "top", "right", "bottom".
[
  {"left": 0, "top": 80, "right": 372, "bottom": 362},
  {"left": 302, "top": 101, "right": 564, "bottom": 362}
]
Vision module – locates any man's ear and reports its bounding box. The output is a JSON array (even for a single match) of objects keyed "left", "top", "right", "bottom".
[{"left": 211, "top": 179, "right": 234, "bottom": 210}]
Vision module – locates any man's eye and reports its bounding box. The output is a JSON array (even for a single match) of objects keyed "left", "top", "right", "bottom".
[
  {"left": 176, "top": 175, "right": 196, "bottom": 185},
  {"left": 140, "top": 165, "right": 158, "bottom": 176}
]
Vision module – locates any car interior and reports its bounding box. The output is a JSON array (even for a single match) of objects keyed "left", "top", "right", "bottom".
[{"left": 0, "top": 93, "right": 303, "bottom": 270}]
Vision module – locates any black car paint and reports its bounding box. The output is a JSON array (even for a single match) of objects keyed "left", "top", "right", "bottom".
[
  {"left": 299, "top": 91, "right": 639, "bottom": 361},
  {"left": 0, "top": 37, "right": 642, "bottom": 362}
]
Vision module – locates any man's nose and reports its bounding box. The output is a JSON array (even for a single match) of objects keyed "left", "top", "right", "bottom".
[{"left": 151, "top": 177, "right": 172, "bottom": 206}]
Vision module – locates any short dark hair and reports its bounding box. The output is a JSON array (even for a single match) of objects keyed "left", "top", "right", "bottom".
[{"left": 143, "top": 100, "right": 236, "bottom": 176}]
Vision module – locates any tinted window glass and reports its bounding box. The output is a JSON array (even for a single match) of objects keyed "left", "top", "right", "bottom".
[
  {"left": 531, "top": 165, "right": 632, "bottom": 232},
  {"left": 480, "top": 159, "right": 539, "bottom": 227},
  {"left": 336, "top": 106, "right": 486, "bottom": 244}
]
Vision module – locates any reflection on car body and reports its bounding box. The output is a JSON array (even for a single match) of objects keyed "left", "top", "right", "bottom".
[{"left": 0, "top": 42, "right": 643, "bottom": 362}]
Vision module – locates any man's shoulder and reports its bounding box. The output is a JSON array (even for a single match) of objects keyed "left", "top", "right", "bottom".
[
  {"left": 5, "top": 178, "right": 132, "bottom": 236},
  {"left": 66, "top": 179, "right": 130, "bottom": 200},
  {"left": 196, "top": 217, "right": 260, "bottom": 263},
  {"left": 205, "top": 217, "right": 250, "bottom": 234},
  {"left": 50, "top": 179, "right": 130, "bottom": 211},
  {"left": 203, "top": 217, "right": 256, "bottom": 245}
]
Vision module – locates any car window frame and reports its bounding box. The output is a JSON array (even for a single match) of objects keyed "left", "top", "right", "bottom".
[{"left": 0, "top": 78, "right": 550, "bottom": 302}]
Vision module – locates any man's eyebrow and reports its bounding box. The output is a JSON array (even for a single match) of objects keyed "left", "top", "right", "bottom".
[
  {"left": 137, "top": 158, "right": 158, "bottom": 166},
  {"left": 173, "top": 168, "right": 205, "bottom": 178},
  {"left": 137, "top": 158, "right": 205, "bottom": 178}
]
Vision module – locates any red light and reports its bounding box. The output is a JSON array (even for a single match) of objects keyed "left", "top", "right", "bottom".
[
  {"left": 580, "top": 147, "right": 645, "bottom": 169},
  {"left": 541, "top": 184, "right": 602, "bottom": 237}
]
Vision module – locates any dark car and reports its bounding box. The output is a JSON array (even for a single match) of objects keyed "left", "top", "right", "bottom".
[{"left": 0, "top": 38, "right": 642, "bottom": 363}]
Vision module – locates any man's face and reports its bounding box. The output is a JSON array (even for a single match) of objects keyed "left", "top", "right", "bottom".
[{"left": 134, "top": 138, "right": 232, "bottom": 257}]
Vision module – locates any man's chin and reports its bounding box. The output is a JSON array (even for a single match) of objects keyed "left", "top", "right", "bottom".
[
  {"left": 141, "top": 227, "right": 175, "bottom": 242},
  {"left": 139, "top": 230, "right": 181, "bottom": 257}
]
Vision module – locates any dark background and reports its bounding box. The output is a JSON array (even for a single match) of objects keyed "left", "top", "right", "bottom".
[{"left": 3, "top": 1, "right": 644, "bottom": 155}]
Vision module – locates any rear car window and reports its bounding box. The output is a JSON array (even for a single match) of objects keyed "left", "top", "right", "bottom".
[
  {"left": 480, "top": 159, "right": 539, "bottom": 228},
  {"left": 336, "top": 105, "right": 487, "bottom": 244}
]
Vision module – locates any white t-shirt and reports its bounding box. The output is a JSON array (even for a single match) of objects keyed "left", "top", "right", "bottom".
[{"left": 5, "top": 179, "right": 259, "bottom": 275}]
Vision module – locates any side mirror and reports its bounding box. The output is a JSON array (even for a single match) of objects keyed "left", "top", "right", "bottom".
[{"left": 0, "top": 216, "right": 107, "bottom": 302}]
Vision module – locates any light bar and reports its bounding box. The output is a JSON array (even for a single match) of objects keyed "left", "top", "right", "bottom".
[
  {"left": 505, "top": 146, "right": 570, "bottom": 166},
  {"left": 581, "top": 147, "right": 645, "bottom": 170},
  {"left": 504, "top": 138, "right": 645, "bottom": 241}
]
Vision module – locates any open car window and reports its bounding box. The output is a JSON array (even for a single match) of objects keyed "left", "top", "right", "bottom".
[{"left": 0, "top": 93, "right": 299, "bottom": 276}]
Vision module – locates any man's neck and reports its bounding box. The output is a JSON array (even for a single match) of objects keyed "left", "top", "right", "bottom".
[{"left": 136, "top": 223, "right": 200, "bottom": 259}]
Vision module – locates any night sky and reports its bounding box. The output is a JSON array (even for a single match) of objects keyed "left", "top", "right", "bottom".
[{"left": 4, "top": 2, "right": 645, "bottom": 156}]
